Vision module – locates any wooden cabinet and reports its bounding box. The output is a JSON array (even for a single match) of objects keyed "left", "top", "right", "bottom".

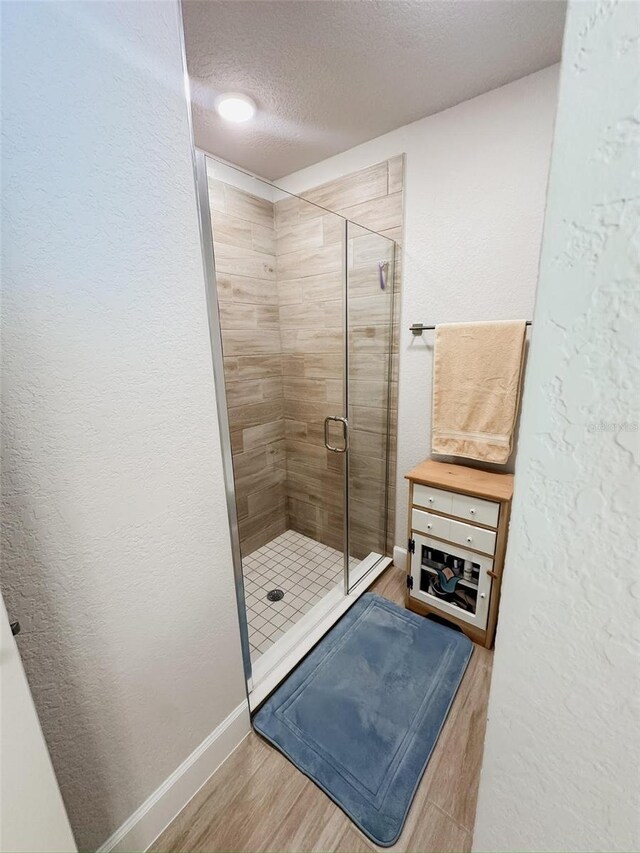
[{"left": 405, "top": 459, "right": 514, "bottom": 648}]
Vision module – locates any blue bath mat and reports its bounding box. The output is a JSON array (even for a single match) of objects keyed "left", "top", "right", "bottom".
[{"left": 253, "top": 593, "right": 473, "bottom": 846}]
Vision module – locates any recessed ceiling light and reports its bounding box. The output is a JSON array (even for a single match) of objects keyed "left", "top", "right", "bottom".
[{"left": 215, "top": 93, "right": 256, "bottom": 123}]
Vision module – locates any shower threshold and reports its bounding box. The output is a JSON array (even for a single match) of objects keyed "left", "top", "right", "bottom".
[{"left": 248, "top": 551, "right": 392, "bottom": 710}]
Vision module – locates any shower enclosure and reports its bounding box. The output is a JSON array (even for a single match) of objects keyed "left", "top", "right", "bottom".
[{"left": 194, "top": 153, "right": 397, "bottom": 700}]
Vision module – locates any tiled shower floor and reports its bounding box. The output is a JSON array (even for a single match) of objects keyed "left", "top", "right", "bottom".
[{"left": 243, "top": 530, "right": 356, "bottom": 660}]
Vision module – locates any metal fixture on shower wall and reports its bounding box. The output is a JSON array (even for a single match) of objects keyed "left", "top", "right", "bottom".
[{"left": 378, "top": 260, "right": 389, "bottom": 290}]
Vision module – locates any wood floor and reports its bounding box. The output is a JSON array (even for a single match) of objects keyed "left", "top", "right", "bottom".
[{"left": 153, "top": 566, "right": 493, "bottom": 853}]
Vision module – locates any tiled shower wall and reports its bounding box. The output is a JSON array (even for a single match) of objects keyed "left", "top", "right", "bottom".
[
  {"left": 209, "top": 157, "right": 403, "bottom": 558},
  {"left": 208, "top": 179, "right": 287, "bottom": 556},
  {"left": 283, "top": 157, "right": 403, "bottom": 557},
  {"left": 275, "top": 194, "right": 346, "bottom": 552}
]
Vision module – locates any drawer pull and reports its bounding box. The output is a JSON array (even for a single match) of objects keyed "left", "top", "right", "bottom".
[
  {"left": 480, "top": 593, "right": 486, "bottom": 599},
  {"left": 469, "top": 508, "right": 476, "bottom": 515},
  {"left": 428, "top": 497, "right": 434, "bottom": 503},
  {"left": 466, "top": 536, "right": 472, "bottom": 543},
  {"left": 427, "top": 523, "right": 432, "bottom": 529}
]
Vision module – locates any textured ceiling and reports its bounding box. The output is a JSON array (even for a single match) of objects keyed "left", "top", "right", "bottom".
[{"left": 183, "top": 0, "right": 566, "bottom": 180}]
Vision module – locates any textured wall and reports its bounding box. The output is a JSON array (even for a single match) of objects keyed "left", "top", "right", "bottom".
[
  {"left": 208, "top": 179, "right": 287, "bottom": 556},
  {"left": 473, "top": 2, "right": 640, "bottom": 850},
  {"left": 1, "top": 3, "right": 247, "bottom": 850},
  {"left": 276, "top": 65, "right": 559, "bottom": 548}
]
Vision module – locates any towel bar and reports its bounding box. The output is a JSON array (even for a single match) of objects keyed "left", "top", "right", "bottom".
[{"left": 410, "top": 321, "right": 532, "bottom": 336}]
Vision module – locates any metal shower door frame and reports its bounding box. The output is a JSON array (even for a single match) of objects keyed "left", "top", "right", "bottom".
[{"left": 192, "top": 150, "right": 253, "bottom": 685}]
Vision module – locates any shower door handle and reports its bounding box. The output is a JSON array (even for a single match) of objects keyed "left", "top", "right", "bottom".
[{"left": 324, "top": 416, "right": 349, "bottom": 453}]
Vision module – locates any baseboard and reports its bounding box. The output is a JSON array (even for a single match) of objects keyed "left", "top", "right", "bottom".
[
  {"left": 97, "top": 700, "right": 251, "bottom": 853},
  {"left": 393, "top": 545, "right": 407, "bottom": 571}
]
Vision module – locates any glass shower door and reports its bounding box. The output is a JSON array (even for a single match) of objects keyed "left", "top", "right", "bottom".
[{"left": 345, "top": 222, "right": 396, "bottom": 591}]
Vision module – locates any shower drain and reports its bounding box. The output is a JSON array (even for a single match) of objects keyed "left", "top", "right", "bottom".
[{"left": 266, "top": 589, "right": 285, "bottom": 602}]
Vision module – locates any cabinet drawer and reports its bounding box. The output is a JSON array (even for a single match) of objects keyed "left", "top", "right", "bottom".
[
  {"left": 411, "top": 508, "right": 450, "bottom": 540},
  {"left": 448, "top": 518, "right": 496, "bottom": 555},
  {"left": 451, "top": 493, "right": 500, "bottom": 528},
  {"left": 413, "top": 484, "right": 453, "bottom": 515}
]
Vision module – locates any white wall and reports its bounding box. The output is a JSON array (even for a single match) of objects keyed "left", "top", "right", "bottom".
[
  {"left": 473, "top": 1, "right": 640, "bottom": 850},
  {"left": 277, "top": 65, "right": 559, "bottom": 548},
  {"left": 1, "top": 3, "right": 248, "bottom": 851}
]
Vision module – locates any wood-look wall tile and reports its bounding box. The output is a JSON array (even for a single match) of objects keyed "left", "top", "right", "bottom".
[
  {"left": 215, "top": 273, "right": 277, "bottom": 305},
  {"left": 285, "top": 419, "right": 326, "bottom": 447},
  {"left": 274, "top": 194, "right": 324, "bottom": 229},
  {"left": 277, "top": 217, "right": 324, "bottom": 255},
  {"left": 287, "top": 497, "right": 321, "bottom": 531},
  {"left": 283, "top": 377, "right": 327, "bottom": 402},
  {"left": 231, "top": 445, "right": 268, "bottom": 479},
  {"left": 296, "top": 352, "right": 343, "bottom": 380},
  {"left": 246, "top": 485, "right": 287, "bottom": 519},
  {"left": 279, "top": 303, "right": 319, "bottom": 329},
  {"left": 285, "top": 439, "right": 327, "bottom": 471},
  {"left": 211, "top": 211, "right": 254, "bottom": 250},
  {"left": 279, "top": 300, "right": 342, "bottom": 330},
  {"left": 251, "top": 223, "right": 275, "bottom": 255},
  {"left": 235, "top": 462, "right": 286, "bottom": 497},
  {"left": 322, "top": 213, "right": 345, "bottom": 246},
  {"left": 226, "top": 377, "right": 283, "bottom": 408},
  {"left": 277, "top": 279, "right": 304, "bottom": 305},
  {"left": 277, "top": 245, "right": 342, "bottom": 281},
  {"left": 348, "top": 378, "right": 389, "bottom": 408},
  {"left": 349, "top": 325, "right": 392, "bottom": 352},
  {"left": 325, "top": 379, "right": 343, "bottom": 405},
  {"left": 349, "top": 231, "right": 391, "bottom": 268},
  {"left": 219, "top": 303, "right": 258, "bottom": 330},
  {"left": 349, "top": 404, "right": 389, "bottom": 434},
  {"left": 283, "top": 398, "right": 334, "bottom": 423},
  {"left": 214, "top": 272, "right": 233, "bottom": 302},
  {"left": 388, "top": 154, "right": 405, "bottom": 194},
  {"left": 302, "top": 162, "right": 388, "bottom": 210},
  {"left": 281, "top": 329, "right": 343, "bottom": 354},
  {"left": 221, "top": 329, "right": 282, "bottom": 357},
  {"left": 235, "top": 494, "right": 249, "bottom": 521},
  {"left": 242, "top": 419, "right": 285, "bottom": 451},
  {"left": 207, "top": 178, "right": 226, "bottom": 213},
  {"left": 223, "top": 357, "right": 239, "bottom": 377},
  {"left": 301, "top": 272, "right": 342, "bottom": 302},
  {"left": 339, "top": 192, "right": 403, "bottom": 233},
  {"left": 282, "top": 354, "right": 305, "bottom": 377},
  {"left": 223, "top": 183, "right": 273, "bottom": 228},
  {"left": 349, "top": 475, "right": 391, "bottom": 510},
  {"left": 233, "top": 354, "right": 283, "bottom": 379},
  {"left": 274, "top": 195, "right": 300, "bottom": 230},
  {"left": 229, "top": 426, "right": 244, "bottom": 455},
  {"left": 380, "top": 226, "right": 403, "bottom": 246},
  {"left": 228, "top": 400, "right": 283, "bottom": 430},
  {"left": 214, "top": 243, "right": 276, "bottom": 281},
  {"left": 242, "top": 519, "right": 288, "bottom": 557},
  {"left": 350, "top": 454, "right": 385, "bottom": 482},
  {"left": 284, "top": 419, "right": 308, "bottom": 441},
  {"left": 349, "top": 294, "right": 395, "bottom": 327},
  {"left": 348, "top": 495, "right": 387, "bottom": 528},
  {"left": 349, "top": 428, "right": 388, "bottom": 459},
  {"left": 349, "top": 351, "right": 389, "bottom": 380},
  {"left": 239, "top": 508, "right": 286, "bottom": 547},
  {"left": 345, "top": 266, "right": 382, "bottom": 297},
  {"left": 286, "top": 465, "right": 343, "bottom": 507}
]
